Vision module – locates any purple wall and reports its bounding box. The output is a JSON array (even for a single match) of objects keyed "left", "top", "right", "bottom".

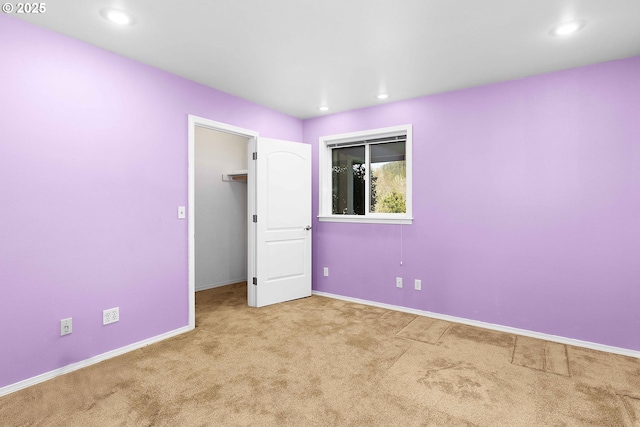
[
  {"left": 305, "top": 56, "right": 640, "bottom": 351},
  {"left": 0, "top": 15, "right": 302, "bottom": 389}
]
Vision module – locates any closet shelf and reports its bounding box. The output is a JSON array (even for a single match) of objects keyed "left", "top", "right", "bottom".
[{"left": 222, "top": 170, "right": 248, "bottom": 182}]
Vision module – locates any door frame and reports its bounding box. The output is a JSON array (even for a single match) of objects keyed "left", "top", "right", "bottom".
[{"left": 187, "top": 115, "right": 259, "bottom": 329}]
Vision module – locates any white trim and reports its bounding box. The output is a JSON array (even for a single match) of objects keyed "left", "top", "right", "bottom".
[
  {"left": 318, "top": 215, "right": 413, "bottom": 225},
  {"left": 318, "top": 124, "right": 412, "bottom": 223},
  {"left": 312, "top": 290, "right": 640, "bottom": 360},
  {"left": 195, "top": 278, "right": 248, "bottom": 292},
  {"left": 322, "top": 125, "right": 411, "bottom": 144},
  {"left": 188, "top": 115, "right": 259, "bottom": 318},
  {"left": 0, "top": 325, "right": 191, "bottom": 397},
  {"left": 247, "top": 137, "right": 257, "bottom": 307}
]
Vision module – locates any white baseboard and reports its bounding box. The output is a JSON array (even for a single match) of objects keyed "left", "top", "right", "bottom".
[
  {"left": 0, "top": 325, "right": 193, "bottom": 397},
  {"left": 312, "top": 290, "right": 640, "bottom": 359},
  {"left": 195, "top": 278, "right": 247, "bottom": 292},
  {"left": 5, "top": 291, "right": 636, "bottom": 398}
]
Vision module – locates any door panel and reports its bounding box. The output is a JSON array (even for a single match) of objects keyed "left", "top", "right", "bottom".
[
  {"left": 255, "top": 137, "right": 311, "bottom": 307},
  {"left": 267, "top": 240, "right": 305, "bottom": 280}
]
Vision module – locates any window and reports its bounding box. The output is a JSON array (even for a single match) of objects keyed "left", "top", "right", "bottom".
[{"left": 319, "top": 125, "right": 412, "bottom": 224}]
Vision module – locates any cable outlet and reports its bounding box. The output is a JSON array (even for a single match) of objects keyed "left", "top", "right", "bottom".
[
  {"left": 415, "top": 279, "right": 422, "bottom": 291},
  {"left": 396, "top": 277, "right": 403, "bottom": 288},
  {"left": 60, "top": 318, "right": 72, "bottom": 336},
  {"left": 103, "top": 307, "right": 119, "bottom": 325}
]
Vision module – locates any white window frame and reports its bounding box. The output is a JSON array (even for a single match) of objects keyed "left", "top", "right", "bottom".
[{"left": 318, "top": 124, "right": 413, "bottom": 224}]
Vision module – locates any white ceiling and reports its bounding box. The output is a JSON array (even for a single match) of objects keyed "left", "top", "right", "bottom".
[{"left": 14, "top": 0, "right": 640, "bottom": 119}]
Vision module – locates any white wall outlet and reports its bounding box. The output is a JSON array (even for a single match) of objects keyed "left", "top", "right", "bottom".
[
  {"left": 414, "top": 279, "right": 422, "bottom": 291},
  {"left": 323, "top": 267, "right": 329, "bottom": 277},
  {"left": 103, "top": 307, "right": 119, "bottom": 325},
  {"left": 60, "top": 318, "right": 72, "bottom": 336},
  {"left": 177, "top": 206, "right": 186, "bottom": 219},
  {"left": 396, "top": 277, "right": 403, "bottom": 288}
]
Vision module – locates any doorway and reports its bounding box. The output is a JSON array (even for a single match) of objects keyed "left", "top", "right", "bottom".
[
  {"left": 194, "top": 127, "right": 248, "bottom": 292},
  {"left": 187, "top": 115, "right": 312, "bottom": 327},
  {"left": 188, "top": 115, "right": 258, "bottom": 329}
]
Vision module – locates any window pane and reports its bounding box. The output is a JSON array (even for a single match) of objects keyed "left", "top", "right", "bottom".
[
  {"left": 332, "top": 146, "right": 365, "bottom": 215},
  {"left": 370, "top": 141, "right": 406, "bottom": 213}
]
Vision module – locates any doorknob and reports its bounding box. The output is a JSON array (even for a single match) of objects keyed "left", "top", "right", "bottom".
[{"left": 304, "top": 225, "right": 312, "bottom": 230}]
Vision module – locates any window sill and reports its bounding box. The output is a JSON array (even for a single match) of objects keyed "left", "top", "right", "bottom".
[{"left": 317, "top": 215, "right": 413, "bottom": 225}]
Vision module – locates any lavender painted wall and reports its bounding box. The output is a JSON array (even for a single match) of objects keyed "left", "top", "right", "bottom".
[
  {"left": 305, "top": 56, "right": 640, "bottom": 351},
  {"left": 0, "top": 15, "right": 302, "bottom": 389}
]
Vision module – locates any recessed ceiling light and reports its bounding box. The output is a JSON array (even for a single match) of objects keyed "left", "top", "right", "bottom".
[
  {"left": 550, "top": 20, "right": 585, "bottom": 36},
  {"left": 376, "top": 93, "right": 389, "bottom": 100},
  {"left": 100, "top": 8, "right": 135, "bottom": 26},
  {"left": 319, "top": 106, "right": 329, "bottom": 112}
]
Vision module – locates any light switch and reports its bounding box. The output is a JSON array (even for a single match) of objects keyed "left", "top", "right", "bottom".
[{"left": 178, "top": 206, "right": 186, "bottom": 219}]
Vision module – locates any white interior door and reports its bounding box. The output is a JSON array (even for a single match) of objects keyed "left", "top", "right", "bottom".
[{"left": 254, "top": 137, "right": 312, "bottom": 307}]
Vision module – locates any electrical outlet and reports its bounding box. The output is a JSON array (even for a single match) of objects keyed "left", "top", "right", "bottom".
[
  {"left": 396, "top": 277, "right": 403, "bottom": 288},
  {"left": 60, "top": 318, "right": 72, "bottom": 336},
  {"left": 414, "top": 279, "right": 422, "bottom": 291},
  {"left": 103, "top": 307, "right": 119, "bottom": 325},
  {"left": 323, "top": 267, "right": 329, "bottom": 277}
]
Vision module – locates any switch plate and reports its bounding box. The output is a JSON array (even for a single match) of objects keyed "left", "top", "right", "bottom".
[
  {"left": 414, "top": 279, "right": 422, "bottom": 291},
  {"left": 177, "top": 206, "right": 186, "bottom": 219},
  {"left": 60, "top": 318, "right": 72, "bottom": 336},
  {"left": 323, "top": 267, "right": 329, "bottom": 277},
  {"left": 396, "top": 277, "right": 403, "bottom": 288}
]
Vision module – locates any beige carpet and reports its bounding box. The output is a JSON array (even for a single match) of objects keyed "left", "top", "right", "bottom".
[{"left": 2, "top": 282, "right": 639, "bottom": 426}]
